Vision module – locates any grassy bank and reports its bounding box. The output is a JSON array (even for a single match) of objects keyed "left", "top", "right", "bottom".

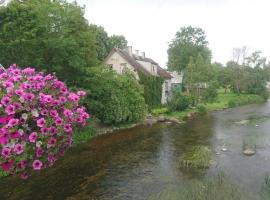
[
  {"left": 205, "top": 89, "right": 265, "bottom": 111},
  {"left": 152, "top": 89, "right": 266, "bottom": 121}
]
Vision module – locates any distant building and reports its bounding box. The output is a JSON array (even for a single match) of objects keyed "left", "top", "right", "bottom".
[{"left": 104, "top": 46, "right": 181, "bottom": 104}]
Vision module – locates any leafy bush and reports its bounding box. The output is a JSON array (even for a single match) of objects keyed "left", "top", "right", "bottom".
[
  {"left": 0, "top": 65, "right": 89, "bottom": 179},
  {"left": 202, "top": 84, "right": 218, "bottom": 103},
  {"left": 228, "top": 99, "right": 237, "bottom": 107},
  {"left": 151, "top": 107, "right": 169, "bottom": 116},
  {"left": 82, "top": 66, "right": 147, "bottom": 124},
  {"left": 197, "top": 105, "right": 207, "bottom": 114},
  {"left": 169, "top": 92, "right": 192, "bottom": 111}
]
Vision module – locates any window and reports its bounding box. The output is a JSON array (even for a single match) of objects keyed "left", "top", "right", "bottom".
[
  {"left": 120, "top": 63, "right": 127, "bottom": 73},
  {"left": 107, "top": 64, "right": 113, "bottom": 69},
  {"left": 151, "top": 65, "right": 156, "bottom": 74}
]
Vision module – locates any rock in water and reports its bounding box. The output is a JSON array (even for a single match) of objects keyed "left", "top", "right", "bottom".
[
  {"left": 221, "top": 147, "right": 228, "bottom": 152},
  {"left": 243, "top": 149, "right": 256, "bottom": 156}
]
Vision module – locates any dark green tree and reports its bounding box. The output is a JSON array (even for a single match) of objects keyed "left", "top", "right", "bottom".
[
  {"left": 0, "top": 0, "right": 97, "bottom": 86},
  {"left": 167, "top": 26, "right": 212, "bottom": 72}
]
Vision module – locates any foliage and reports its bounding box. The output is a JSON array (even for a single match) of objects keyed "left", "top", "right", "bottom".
[
  {"left": 197, "top": 105, "right": 207, "bottom": 114},
  {"left": 167, "top": 26, "right": 212, "bottom": 72},
  {"left": 89, "top": 24, "right": 128, "bottom": 61},
  {"left": 169, "top": 92, "right": 192, "bottom": 112},
  {"left": 0, "top": 65, "right": 89, "bottom": 179},
  {"left": 138, "top": 72, "right": 164, "bottom": 109},
  {"left": 151, "top": 107, "right": 169, "bottom": 116},
  {"left": 0, "top": 0, "right": 97, "bottom": 86},
  {"left": 179, "top": 145, "right": 212, "bottom": 170},
  {"left": 81, "top": 66, "right": 147, "bottom": 124},
  {"left": 204, "top": 89, "right": 265, "bottom": 110},
  {"left": 202, "top": 83, "right": 218, "bottom": 103},
  {"left": 73, "top": 124, "right": 96, "bottom": 145}
]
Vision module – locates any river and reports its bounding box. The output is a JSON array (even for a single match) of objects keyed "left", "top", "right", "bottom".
[{"left": 1, "top": 102, "right": 270, "bottom": 199}]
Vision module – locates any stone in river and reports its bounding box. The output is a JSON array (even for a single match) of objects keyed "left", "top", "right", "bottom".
[{"left": 243, "top": 149, "right": 256, "bottom": 156}]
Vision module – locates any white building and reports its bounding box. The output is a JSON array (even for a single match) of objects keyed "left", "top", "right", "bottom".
[{"left": 104, "top": 46, "right": 176, "bottom": 104}]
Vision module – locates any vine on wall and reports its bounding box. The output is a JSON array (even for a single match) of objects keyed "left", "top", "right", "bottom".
[{"left": 138, "top": 71, "right": 164, "bottom": 109}]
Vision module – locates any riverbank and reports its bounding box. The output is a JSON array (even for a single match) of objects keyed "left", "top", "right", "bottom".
[{"left": 152, "top": 90, "right": 266, "bottom": 123}]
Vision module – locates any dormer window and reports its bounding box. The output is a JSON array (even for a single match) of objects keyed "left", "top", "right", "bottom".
[{"left": 151, "top": 65, "right": 156, "bottom": 74}]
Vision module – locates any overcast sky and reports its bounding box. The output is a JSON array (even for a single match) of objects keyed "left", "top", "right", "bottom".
[{"left": 75, "top": 0, "right": 270, "bottom": 68}]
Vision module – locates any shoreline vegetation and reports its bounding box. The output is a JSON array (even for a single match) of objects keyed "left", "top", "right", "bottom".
[{"left": 74, "top": 88, "right": 266, "bottom": 145}]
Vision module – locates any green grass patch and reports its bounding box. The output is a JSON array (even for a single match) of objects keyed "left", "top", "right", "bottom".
[
  {"left": 73, "top": 125, "right": 97, "bottom": 145},
  {"left": 205, "top": 89, "right": 265, "bottom": 111},
  {"left": 179, "top": 145, "right": 212, "bottom": 171}
]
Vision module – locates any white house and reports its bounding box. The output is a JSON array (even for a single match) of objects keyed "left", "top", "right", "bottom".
[{"left": 104, "top": 46, "right": 175, "bottom": 104}]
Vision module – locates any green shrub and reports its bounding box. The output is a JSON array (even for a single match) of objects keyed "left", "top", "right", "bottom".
[
  {"left": 202, "top": 84, "right": 218, "bottom": 103},
  {"left": 228, "top": 99, "right": 237, "bottom": 107},
  {"left": 197, "top": 105, "right": 207, "bottom": 114},
  {"left": 151, "top": 107, "right": 169, "bottom": 116},
  {"left": 169, "top": 92, "right": 192, "bottom": 111},
  {"left": 81, "top": 66, "right": 147, "bottom": 124}
]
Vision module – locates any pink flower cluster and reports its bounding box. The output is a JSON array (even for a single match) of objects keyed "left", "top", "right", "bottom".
[{"left": 0, "top": 64, "right": 89, "bottom": 179}]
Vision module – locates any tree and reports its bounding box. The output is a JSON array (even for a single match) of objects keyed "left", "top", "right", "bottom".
[
  {"left": 109, "top": 35, "right": 128, "bottom": 50},
  {"left": 0, "top": 0, "right": 97, "bottom": 86},
  {"left": 167, "top": 26, "right": 212, "bottom": 72},
  {"left": 81, "top": 66, "right": 147, "bottom": 124}
]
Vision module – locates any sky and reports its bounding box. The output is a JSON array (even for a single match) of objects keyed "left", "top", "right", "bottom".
[{"left": 75, "top": 0, "right": 270, "bottom": 68}]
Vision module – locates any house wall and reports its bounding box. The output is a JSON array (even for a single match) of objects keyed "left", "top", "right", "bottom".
[
  {"left": 137, "top": 60, "right": 158, "bottom": 76},
  {"left": 105, "top": 51, "right": 139, "bottom": 79},
  {"left": 161, "top": 79, "right": 172, "bottom": 104}
]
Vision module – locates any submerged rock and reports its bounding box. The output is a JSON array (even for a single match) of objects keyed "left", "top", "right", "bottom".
[
  {"left": 235, "top": 120, "right": 249, "bottom": 125},
  {"left": 243, "top": 148, "right": 256, "bottom": 156}
]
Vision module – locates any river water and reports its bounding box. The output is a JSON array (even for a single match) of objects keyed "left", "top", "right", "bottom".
[{"left": 1, "top": 102, "right": 270, "bottom": 200}]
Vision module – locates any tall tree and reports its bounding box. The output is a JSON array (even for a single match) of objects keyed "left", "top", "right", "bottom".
[
  {"left": 167, "top": 26, "right": 212, "bottom": 72},
  {"left": 109, "top": 35, "right": 128, "bottom": 50},
  {"left": 0, "top": 0, "right": 97, "bottom": 86}
]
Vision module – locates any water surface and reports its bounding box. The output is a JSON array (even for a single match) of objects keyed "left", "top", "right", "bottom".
[{"left": 1, "top": 102, "right": 270, "bottom": 199}]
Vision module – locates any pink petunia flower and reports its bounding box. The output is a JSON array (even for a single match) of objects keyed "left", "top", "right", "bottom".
[
  {"left": 32, "top": 160, "right": 43, "bottom": 170},
  {"left": 1, "top": 147, "right": 12, "bottom": 158},
  {"left": 14, "top": 144, "right": 24, "bottom": 155},
  {"left": 29, "top": 132, "right": 38, "bottom": 143},
  {"left": 37, "top": 118, "right": 46, "bottom": 128}
]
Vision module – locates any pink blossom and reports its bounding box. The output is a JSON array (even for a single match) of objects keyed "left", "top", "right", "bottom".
[
  {"left": 36, "top": 147, "right": 44, "bottom": 158},
  {"left": 55, "top": 117, "right": 63, "bottom": 126},
  {"left": 37, "top": 118, "right": 46, "bottom": 128},
  {"left": 1, "top": 159, "right": 14, "bottom": 171},
  {"left": 29, "top": 132, "right": 38, "bottom": 143},
  {"left": 1, "top": 147, "right": 12, "bottom": 158},
  {"left": 32, "top": 160, "right": 43, "bottom": 170},
  {"left": 14, "top": 144, "right": 24, "bottom": 155},
  {"left": 7, "top": 118, "right": 19, "bottom": 127},
  {"left": 5, "top": 105, "right": 15, "bottom": 115},
  {"left": 77, "top": 90, "right": 86, "bottom": 97},
  {"left": 10, "top": 131, "right": 20, "bottom": 139},
  {"left": 1, "top": 96, "right": 11, "bottom": 106}
]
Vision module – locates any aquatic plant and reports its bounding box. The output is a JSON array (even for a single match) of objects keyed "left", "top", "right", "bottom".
[
  {"left": 149, "top": 173, "right": 259, "bottom": 200},
  {"left": 0, "top": 64, "right": 89, "bottom": 179},
  {"left": 179, "top": 145, "right": 212, "bottom": 170}
]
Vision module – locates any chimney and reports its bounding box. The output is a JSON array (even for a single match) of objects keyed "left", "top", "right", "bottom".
[
  {"left": 126, "top": 46, "right": 132, "bottom": 56},
  {"left": 135, "top": 50, "right": 139, "bottom": 56},
  {"left": 141, "top": 52, "right": 145, "bottom": 59}
]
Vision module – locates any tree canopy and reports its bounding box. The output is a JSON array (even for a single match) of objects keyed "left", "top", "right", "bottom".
[{"left": 167, "top": 26, "right": 212, "bottom": 72}]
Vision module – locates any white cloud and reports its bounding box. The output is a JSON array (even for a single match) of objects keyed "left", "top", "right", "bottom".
[{"left": 75, "top": 0, "right": 270, "bottom": 67}]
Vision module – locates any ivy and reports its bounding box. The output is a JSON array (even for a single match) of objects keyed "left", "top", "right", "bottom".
[{"left": 138, "top": 71, "right": 164, "bottom": 109}]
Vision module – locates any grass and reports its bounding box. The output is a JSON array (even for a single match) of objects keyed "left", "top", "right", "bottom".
[
  {"left": 204, "top": 89, "right": 265, "bottom": 111},
  {"left": 158, "top": 89, "right": 266, "bottom": 121},
  {"left": 179, "top": 145, "right": 212, "bottom": 171}
]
